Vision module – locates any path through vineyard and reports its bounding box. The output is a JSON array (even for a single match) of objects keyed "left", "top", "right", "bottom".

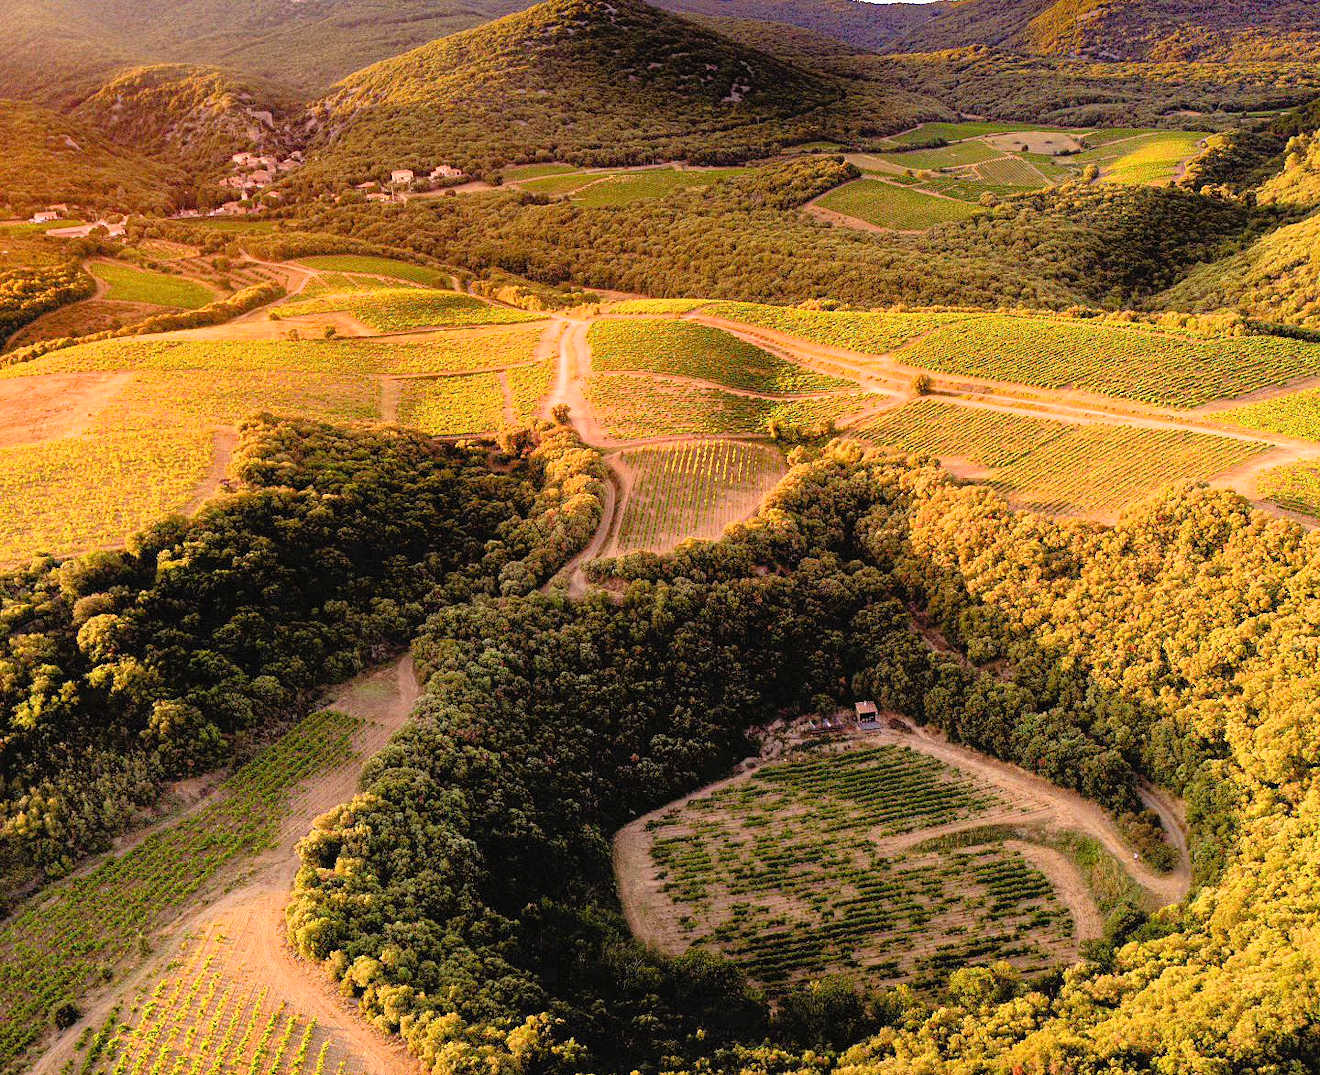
[{"left": 32, "top": 655, "right": 425, "bottom": 1075}]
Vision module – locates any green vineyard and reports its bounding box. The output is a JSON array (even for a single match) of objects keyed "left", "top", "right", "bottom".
[
  {"left": 585, "top": 374, "right": 876, "bottom": 439},
  {"left": 646, "top": 745, "right": 1073, "bottom": 991},
  {"left": 589, "top": 318, "right": 852, "bottom": 394},
  {"left": 855, "top": 400, "right": 1269, "bottom": 519},
  {"left": 277, "top": 288, "right": 542, "bottom": 332},
  {"left": 79, "top": 927, "right": 365, "bottom": 1075},
  {"left": 0, "top": 709, "right": 361, "bottom": 1074},
  {"left": 615, "top": 441, "right": 784, "bottom": 553}
]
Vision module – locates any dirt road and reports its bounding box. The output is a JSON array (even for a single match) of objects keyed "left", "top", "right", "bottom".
[{"left": 32, "top": 655, "right": 424, "bottom": 1075}]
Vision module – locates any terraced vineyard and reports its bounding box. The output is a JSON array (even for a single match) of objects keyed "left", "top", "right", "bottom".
[
  {"left": 585, "top": 374, "right": 876, "bottom": 439},
  {"left": 615, "top": 441, "right": 785, "bottom": 553},
  {"left": 855, "top": 400, "right": 1270, "bottom": 518},
  {"left": 278, "top": 288, "right": 542, "bottom": 332},
  {"left": 895, "top": 316, "right": 1320, "bottom": 407},
  {"left": 0, "top": 709, "right": 361, "bottom": 1073},
  {"left": 590, "top": 319, "right": 851, "bottom": 394},
  {"left": 643, "top": 744, "right": 1073, "bottom": 991}
]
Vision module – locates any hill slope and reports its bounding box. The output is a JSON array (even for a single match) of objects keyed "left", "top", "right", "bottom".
[
  {"left": 0, "top": 0, "right": 536, "bottom": 102},
  {"left": 0, "top": 98, "right": 182, "bottom": 214},
  {"left": 73, "top": 65, "right": 294, "bottom": 180},
  {"left": 294, "top": 0, "right": 939, "bottom": 186},
  {"left": 894, "top": 0, "right": 1320, "bottom": 62}
]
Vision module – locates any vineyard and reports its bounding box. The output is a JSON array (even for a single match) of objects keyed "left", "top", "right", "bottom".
[
  {"left": 1257, "top": 461, "right": 1320, "bottom": 517},
  {"left": 589, "top": 319, "right": 852, "bottom": 394},
  {"left": 614, "top": 441, "right": 785, "bottom": 553},
  {"left": 893, "top": 315, "right": 1320, "bottom": 407},
  {"left": 1210, "top": 385, "right": 1320, "bottom": 439},
  {"left": 813, "top": 179, "right": 981, "bottom": 230},
  {"left": 296, "top": 255, "right": 453, "bottom": 287},
  {"left": 640, "top": 744, "right": 1074, "bottom": 991},
  {"left": 397, "top": 371, "right": 507, "bottom": 434},
  {"left": 1094, "top": 131, "right": 1207, "bottom": 186},
  {"left": 77, "top": 926, "right": 368, "bottom": 1075},
  {"left": 855, "top": 400, "right": 1270, "bottom": 519},
  {"left": 0, "top": 328, "right": 552, "bottom": 562},
  {"left": 90, "top": 263, "right": 216, "bottom": 310},
  {"left": 0, "top": 709, "right": 361, "bottom": 1074},
  {"left": 584, "top": 374, "right": 876, "bottom": 439},
  {"left": 700, "top": 303, "right": 963, "bottom": 357},
  {"left": 277, "top": 288, "right": 542, "bottom": 332},
  {"left": 0, "top": 329, "right": 548, "bottom": 378},
  {"left": 0, "top": 427, "right": 213, "bottom": 563}
]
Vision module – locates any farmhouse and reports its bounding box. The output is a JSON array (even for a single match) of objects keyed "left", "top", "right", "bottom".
[
  {"left": 430, "top": 165, "right": 464, "bottom": 181},
  {"left": 854, "top": 701, "right": 879, "bottom": 726},
  {"left": 29, "top": 211, "right": 59, "bottom": 224},
  {"left": 391, "top": 169, "right": 416, "bottom": 186}
]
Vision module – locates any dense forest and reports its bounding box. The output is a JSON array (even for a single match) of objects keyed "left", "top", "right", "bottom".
[
  {"left": 284, "top": 438, "right": 1320, "bottom": 1074},
  {"left": 0, "top": 417, "right": 603, "bottom": 891}
]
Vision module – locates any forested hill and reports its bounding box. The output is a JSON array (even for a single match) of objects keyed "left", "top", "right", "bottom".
[
  {"left": 292, "top": 0, "right": 942, "bottom": 186},
  {"left": 892, "top": 0, "right": 1320, "bottom": 62}
]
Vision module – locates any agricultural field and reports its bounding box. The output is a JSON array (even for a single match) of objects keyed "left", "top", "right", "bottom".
[
  {"left": 813, "top": 179, "right": 982, "bottom": 230},
  {"left": 0, "top": 328, "right": 549, "bottom": 561},
  {"left": 2, "top": 328, "right": 548, "bottom": 378},
  {"left": 277, "top": 288, "right": 542, "bottom": 332},
  {"left": 1256, "top": 462, "right": 1320, "bottom": 518},
  {"left": 589, "top": 319, "right": 852, "bottom": 394},
  {"left": 614, "top": 441, "right": 785, "bottom": 554},
  {"left": 1090, "top": 131, "right": 1208, "bottom": 186},
  {"left": 90, "top": 261, "right": 216, "bottom": 309},
  {"left": 515, "top": 165, "right": 747, "bottom": 205},
  {"left": 1207, "top": 386, "right": 1320, "bottom": 439},
  {"left": 0, "top": 709, "right": 361, "bottom": 1073},
  {"left": 855, "top": 400, "right": 1270, "bottom": 519},
  {"left": 296, "top": 254, "right": 453, "bottom": 287},
  {"left": 701, "top": 303, "right": 962, "bottom": 356},
  {"left": 396, "top": 371, "right": 508, "bottom": 435},
  {"left": 894, "top": 315, "right": 1320, "bottom": 407},
  {"left": 0, "top": 427, "right": 214, "bottom": 562},
  {"left": 584, "top": 374, "right": 877, "bottom": 439},
  {"left": 80, "top": 939, "right": 365, "bottom": 1075},
  {"left": 638, "top": 744, "right": 1074, "bottom": 991},
  {"left": 609, "top": 299, "right": 712, "bottom": 315}
]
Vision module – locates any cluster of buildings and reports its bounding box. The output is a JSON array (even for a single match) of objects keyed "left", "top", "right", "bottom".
[{"left": 353, "top": 164, "right": 466, "bottom": 202}]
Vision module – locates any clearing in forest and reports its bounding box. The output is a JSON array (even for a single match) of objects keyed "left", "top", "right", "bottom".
[
  {"left": 612, "top": 440, "right": 785, "bottom": 554},
  {"left": 617, "top": 741, "right": 1080, "bottom": 994}
]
